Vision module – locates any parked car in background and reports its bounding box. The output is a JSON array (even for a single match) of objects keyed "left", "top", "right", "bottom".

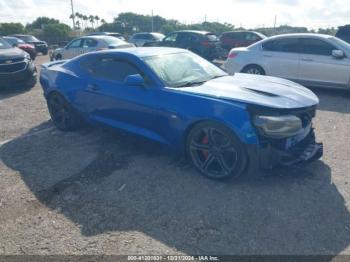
[
  {"left": 40, "top": 47, "right": 322, "bottom": 180},
  {"left": 10, "top": 34, "right": 48, "bottom": 55},
  {"left": 220, "top": 31, "right": 266, "bottom": 50},
  {"left": 0, "top": 37, "right": 37, "bottom": 88},
  {"left": 88, "top": 32, "right": 126, "bottom": 41},
  {"left": 335, "top": 25, "right": 350, "bottom": 43},
  {"left": 224, "top": 33, "right": 350, "bottom": 89},
  {"left": 3, "top": 36, "right": 37, "bottom": 60},
  {"left": 144, "top": 30, "right": 224, "bottom": 60},
  {"left": 51, "top": 35, "right": 134, "bottom": 61},
  {"left": 129, "top": 32, "right": 165, "bottom": 47}
]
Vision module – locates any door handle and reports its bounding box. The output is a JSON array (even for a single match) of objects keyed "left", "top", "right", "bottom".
[
  {"left": 263, "top": 54, "right": 272, "bottom": 58},
  {"left": 301, "top": 58, "right": 313, "bottom": 62},
  {"left": 87, "top": 84, "right": 100, "bottom": 92}
]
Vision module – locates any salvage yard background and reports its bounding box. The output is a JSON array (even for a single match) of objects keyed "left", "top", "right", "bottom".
[{"left": 0, "top": 55, "right": 350, "bottom": 256}]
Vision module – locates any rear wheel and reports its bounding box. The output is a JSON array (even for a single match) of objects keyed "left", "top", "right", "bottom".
[
  {"left": 47, "top": 93, "right": 84, "bottom": 131},
  {"left": 242, "top": 65, "right": 265, "bottom": 75},
  {"left": 187, "top": 121, "right": 247, "bottom": 180}
]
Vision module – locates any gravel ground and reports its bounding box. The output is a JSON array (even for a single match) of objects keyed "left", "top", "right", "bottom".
[{"left": 0, "top": 55, "right": 350, "bottom": 258}]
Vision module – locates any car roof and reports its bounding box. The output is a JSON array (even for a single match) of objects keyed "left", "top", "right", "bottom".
[
  {"left": 174, "top": 30, "right": 213, "bottom": 35},
  {"left": 266, "top": 33, "right": 333, "bottom": 40},
  {"left": 80, "top": 35, "right": 119, "bottom": 40},
  {"left": 89, "top": 32, "right": 122, "bottom": 35},
  {"left": 90, "top": 47, "right": 187, "bottom": 58}
]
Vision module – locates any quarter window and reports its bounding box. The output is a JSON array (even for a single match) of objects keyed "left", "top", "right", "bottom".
[
  {"left": 300, "top": 38, "right": 335, "bottom": 56},
  {"left": 263, "top": 38, "right": 299, "bottom": 53}
]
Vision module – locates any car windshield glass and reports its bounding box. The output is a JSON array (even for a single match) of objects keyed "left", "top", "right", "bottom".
[
  {"left": 153, "top": 33, "right": 165, "bottom": 40},
  {"left": 19, "top": 35, "right": 40, "bottom": 42},
  {"left": 143, "top": 52, "right": 227, "bottom": 87},
  {"left": 206, "top": 34, "right": 218, "bottom": 41},
  {"left": 103, "top": 36, "right": 125, "bottom": 45},
  {"left": 331, "top": 37, "right": 350, "bottom": 51},
  {"left": 0, "top": 38, "right": 11, "bottom": 49}
]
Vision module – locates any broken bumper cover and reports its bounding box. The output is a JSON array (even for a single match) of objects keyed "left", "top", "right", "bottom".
[{"left": 251, "top": 129, "right": 323, "bottom": 170}]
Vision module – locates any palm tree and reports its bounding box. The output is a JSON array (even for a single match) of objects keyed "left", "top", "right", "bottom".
[
  {"left": 82, "top": 15, "right": 88, "bottom": 29},
  {"left": 95, "top": 16, "right": 100, "bottom": 28},
  {"left": 89, "top": 15, "right": 95, "bottom": 29},
  {"left": 100, "top": 18, "right": 106, "bottom": 31},
  {"left": 69, "top": 14, "right": 75, "bottom": 29}
]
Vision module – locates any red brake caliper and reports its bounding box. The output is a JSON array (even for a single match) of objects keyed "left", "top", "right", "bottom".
[{"left": 201, "top": 134, "right": 209, "bottom": 159}]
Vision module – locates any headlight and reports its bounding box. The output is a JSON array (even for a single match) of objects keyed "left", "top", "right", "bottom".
[
  {"left": 254, "top": 115, "right": 302, "bottom": 139},
  {"left": 24, "top": 54, "right": 31, "bottom": 61}
]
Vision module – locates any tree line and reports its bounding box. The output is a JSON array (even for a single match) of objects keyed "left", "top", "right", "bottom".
[{"left": 0, "top": 12, "right": 339, "bottom": 45}]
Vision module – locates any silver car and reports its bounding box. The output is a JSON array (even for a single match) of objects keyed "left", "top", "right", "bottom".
[
  {"left": 224, "top": 33, "right": 350, "bottom": 89},
  {"left": 129, "top": 32, "right": 165, "bottom": 47},
  {"left": 51, "top": 35, "right": 134, "bottom": 60}
]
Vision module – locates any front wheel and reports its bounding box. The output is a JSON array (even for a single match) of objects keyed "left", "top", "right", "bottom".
[
  {"left": 187, "top": 121, "right": 247, "bottom": 180},
  {"left": 47, "top": 93, "right": 85, "bottom": 131}
]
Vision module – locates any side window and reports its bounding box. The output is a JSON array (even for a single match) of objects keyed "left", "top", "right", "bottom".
[
  {"left": 93, "top": 58, "right": 141, "bottom": 82},
  {"left": 67, "top": 39, "right": 82, "bottom": 49},
  {"left": 83, "top": 38, "right": 98, "bottom": 48},
  {"left": 177, "top": 33, "right": 191, "bottom": 43},
  {"left": 164, "top": 33, "right": 178, "bottom": 42},
  {"left": 262, "top": 38, "right": 299, "bottom": 53},
  {"left": 300, "top": 38, "right": 335, "bottom": 56}
]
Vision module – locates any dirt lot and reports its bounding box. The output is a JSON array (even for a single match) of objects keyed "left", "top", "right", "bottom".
[{"left": 0, "top": 55, "right": 350, "bottom": 257}]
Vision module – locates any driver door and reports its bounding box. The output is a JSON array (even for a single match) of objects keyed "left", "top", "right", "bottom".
[
  {"left": 63, "top": 38, "right": 83, "bottom": 59},
  {"left": 82, "top": 55, "right": 169, "bottom": 143}
]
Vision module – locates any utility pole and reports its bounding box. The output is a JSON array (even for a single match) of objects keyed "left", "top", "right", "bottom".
[
  {"left": 151, "top": 10, "right": 154, "bottom": 32},
  {"left": 70, "top": 0, "right": 76, "bottom": 29},
  {"left": 274, "top": 14, "right": 277, "bottom": 29}
]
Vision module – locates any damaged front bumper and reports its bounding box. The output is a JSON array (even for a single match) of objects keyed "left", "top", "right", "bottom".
[{"left": 250, "top": 128, "right": 323, "bottom": 170}]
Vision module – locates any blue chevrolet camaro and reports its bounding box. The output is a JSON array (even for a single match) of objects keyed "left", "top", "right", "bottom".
[{"left": 40, "top": 47, "right": 323, "bottom": 179}]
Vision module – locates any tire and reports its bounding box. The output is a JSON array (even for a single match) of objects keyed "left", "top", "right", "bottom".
[
  {"left": 242, "top": 65, "right": 265, "bottom": 75},
  {"left": 186, "top": 121, "right": 247, "bottom": 180},
  {"left": 55, "top": 54, "right": 62, "bottom": 60},
  {"left": 47, "top": 93, "right": 85, "bottom": 131},
  {"left": 43, "top": 50, "right": 48, "bottom": 55}
]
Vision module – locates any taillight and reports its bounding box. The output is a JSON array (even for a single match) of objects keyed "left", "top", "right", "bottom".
[
  {"left": 201, "top": 40, "right": 211, "bottom": 47},
  {"left": 228, "top": 52, "right": 238, "bottom": 59}
]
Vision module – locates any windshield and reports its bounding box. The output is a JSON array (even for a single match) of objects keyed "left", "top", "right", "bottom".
[
  {"left": 331, "top": 37, "right": 350, "bottom": 51},
  {"left": 143, "top": 52, "right": 227, "bottom": 87},
  {"left": 4, "top": 37, "right": 25, "bottom": 45},
  {"left": 0, "top": 38, "right": 11, "bottom": 49},
  {"left": 18, "top": 35, "right": 40, "bottom": 42},
  {"left": 103, "top": 36, "right": 125, "bottom": 45}
]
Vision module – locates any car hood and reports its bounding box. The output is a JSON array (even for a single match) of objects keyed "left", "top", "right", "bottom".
[
  {"left": 0, "top": 47, "right": 26, "bottom": 60},
  {"left": 172, "top": 74, "right": 319, "bottom": 109}
]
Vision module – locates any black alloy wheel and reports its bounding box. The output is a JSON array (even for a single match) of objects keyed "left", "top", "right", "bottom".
[
  {"left": 187, "top": 121, "right": 247, "bottom": 180},
  {"left": 47, "top": 93, "right": 84, "bottom": 131}
]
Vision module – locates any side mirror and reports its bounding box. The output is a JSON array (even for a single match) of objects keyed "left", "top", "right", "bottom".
[
  {"left": 332, "top": 50, "right": 345, "bottom": 59},
  {"left": 124, "top": 74, "right": 145, "bottom": 87},
  {"left": 12, "top": 44, "right": 17, "bottom": 47}
]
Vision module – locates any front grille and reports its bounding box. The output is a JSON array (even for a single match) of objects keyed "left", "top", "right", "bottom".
[
  {"left": 0, "top": 57, "right": 24, "bottom": 65},
  {"left": 0, "top": 61, "right": 27, "bottom": 73}
]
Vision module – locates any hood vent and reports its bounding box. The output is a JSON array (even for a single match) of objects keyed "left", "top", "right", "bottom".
[{"left": 244, "top": 87, "right": 279, "bottom": 97}]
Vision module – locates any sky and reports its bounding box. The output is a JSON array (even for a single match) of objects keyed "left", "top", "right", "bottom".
[{"left": 0, "top": 0, "right": 349, "bottom": 29}]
